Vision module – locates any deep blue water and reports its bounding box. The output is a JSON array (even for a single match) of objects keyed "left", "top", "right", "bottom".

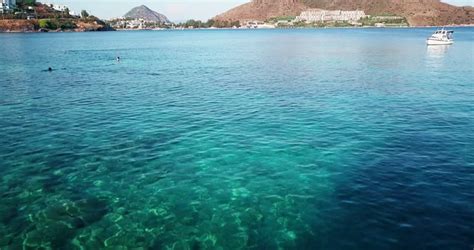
[{"left": 0, "top": 28, "right": 473, "bottom": 249}]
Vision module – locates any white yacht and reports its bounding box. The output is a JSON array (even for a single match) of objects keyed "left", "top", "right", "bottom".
[{"left": 426, "top": 28, "right": 454, "bottom": 45}]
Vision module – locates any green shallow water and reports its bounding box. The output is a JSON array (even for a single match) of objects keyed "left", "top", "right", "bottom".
[{"left": 0, "top": 28, "right": 473, "bottom": 249}]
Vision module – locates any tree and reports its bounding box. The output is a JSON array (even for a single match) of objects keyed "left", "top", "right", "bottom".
[
  {"left": 231, "top": 21, "right": 241, "bottom": 28},
  {"left": 38, "top": 19, "right": 49, "bottom": 29},
  {"left": 206, "top": 19, "right": 215, "bottom": 28},
  {"left": 63, "top": 7, "right": 70, "bottom": 18},
  {"left": 81, "top": 10, "right": 89, "bottom": 18},
  {"left": 17, "top": 0, "right": 36, "bottom": 6},
  {"left": 38, "top": 19, "right": 57, "bottom": 30},
  {"left": 184, "top": 19, "right": 202, "bottom": 28}
]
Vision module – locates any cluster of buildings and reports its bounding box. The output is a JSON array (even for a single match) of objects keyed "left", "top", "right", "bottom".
[
  {"left": 1, "top": 0, "right": 16, "bottom": 13},
  {"left": 295, "top": 9, "right": 367, "bottom": 23},
  {"left": 43, "top": 3, "right": 76, "bottom": 15},
  {"left": 372, "top": 16, "right": 405, "bottom": 21},
  {"left": 1, "top": 1, "right": 76, "bottom": 15},
  {"left": 239, "top": 9, "right": 405, "bottom": 29},
  {"left": 240, "top": 9, "right": 367, "bottom": 29},
  {"left": 244, "top": 20, "right": 275, "bottom": 29},
  {"left": 112, "top": 18, "right": 147, "bottom": 29},
  {"left": 110, "top": 18, "right": 172, "bottom": 30}
]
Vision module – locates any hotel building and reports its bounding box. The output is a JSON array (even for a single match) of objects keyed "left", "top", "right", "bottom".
[{"left": 296, "top": 9, "right": 367, "bottom": 22}]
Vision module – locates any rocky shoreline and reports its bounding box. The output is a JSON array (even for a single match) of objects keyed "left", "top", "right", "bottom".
[{"left": 0, "top": 18, "right": 114, "bottom": 33}]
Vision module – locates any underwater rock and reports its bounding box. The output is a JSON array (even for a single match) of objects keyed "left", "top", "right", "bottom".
[
  {"left": 0, "top": 205, "right": 17, "bottom": 224},
  {"left": 165, "top": 240, "right": 196, "bottom": 250},
  {"left": 23, "top": 221, "right": 75, "bottom": 249},
  {"left": 72, "top": 226, "right": 108, "bottom": 249},
  {"left": 103, "top": 229, "right": 150, "bottom": 248},
  {"left": 40, "top": 175, "right": 63, "bottom": 193},
  {"left": 0, "top": 224, "right": 14, "bottom": 246},
  {"left": 75, "top": 197, "right": 109, "bottom": 225},
  {"left": 17, "top": 196, "right": 110, "bottom": 249},
  {"left": 198, "top": 233, "right": 218, "bottom": 249},
  {"left": 39, "top": 203, "right": 75, "bottom": 221},
  {"left": 104, "top": 213, "right": 123, "bottom": 223}
]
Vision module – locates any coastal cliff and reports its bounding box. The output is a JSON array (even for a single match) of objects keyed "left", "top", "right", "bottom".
[
  {"left": 0, "top": 18, "right": 113, "bottom": 32},
  {"left": 0, "top": 20, "right": 37, "bottom": 32},
  {"left": 215, "top": 0, "right": 474, "bottom": 26}
]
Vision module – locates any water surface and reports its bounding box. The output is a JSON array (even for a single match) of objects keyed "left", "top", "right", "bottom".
[{"left": 0, "top": 28, "right": 473, "bottom": 249}]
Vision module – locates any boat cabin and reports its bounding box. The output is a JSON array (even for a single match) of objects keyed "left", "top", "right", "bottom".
[{"left": 431, "top": 30, "right": 454, "bottom": 39}]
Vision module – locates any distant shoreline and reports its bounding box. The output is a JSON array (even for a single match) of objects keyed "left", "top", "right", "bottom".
[
  {"left": 112, "top": 25, "right": 474, "bottom": 32},
  {"left": 1, "top": 24, "right": 473, "bottom": 33}
]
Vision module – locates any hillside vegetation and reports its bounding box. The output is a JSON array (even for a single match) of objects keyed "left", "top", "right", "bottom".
[{"left": 215, "top": 0, "right": 474, "bottom": 26}]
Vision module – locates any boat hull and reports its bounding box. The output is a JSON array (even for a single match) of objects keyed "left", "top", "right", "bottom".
[{"left": 426, "top": 39, "right": 454, "bottom": 45}]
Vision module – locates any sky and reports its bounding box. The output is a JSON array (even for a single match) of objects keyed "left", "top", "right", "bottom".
[{"left": 51, "top": 0, "right": 474, "bottom": 22}]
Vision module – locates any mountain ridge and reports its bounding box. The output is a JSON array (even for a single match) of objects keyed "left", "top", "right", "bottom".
[{"left": 215, "top": 0, "right": 474, "bottom": 26}]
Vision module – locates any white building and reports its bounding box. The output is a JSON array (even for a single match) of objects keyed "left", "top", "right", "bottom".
[
  {"left": 43, "top": 3, "right": 76, "bottom": 15},
  {"left": 44, "top": 3, "right": 67, "bottom": 11},
  {"left": 52, "top": 4, "right": 67, "bottom": 11},
  {"left": 296, "top": 9, "right": 366, "bottom": 22},
  {"left": 243, "top": 21, "right": 275, "bottom": 29},
  {"left": 1, "top": 0, "right": 16, "bottom": 13}
]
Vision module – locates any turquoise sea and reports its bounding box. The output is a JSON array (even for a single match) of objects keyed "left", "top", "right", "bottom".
[{"left": 0, "top": 28, "right": 473, "bottom": 249}]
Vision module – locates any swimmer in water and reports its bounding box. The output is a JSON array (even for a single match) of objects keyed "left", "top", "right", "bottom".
[
  {"left": 48, "top": 67, "right": 52, "bottom": 72},
  {"left": 116, "top": 56, "right": 121, "bottom": 62}
]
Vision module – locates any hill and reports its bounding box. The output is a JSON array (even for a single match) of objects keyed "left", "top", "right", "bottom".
[
  {"left": 215, "top": 0, "right": 474, "bottom": 26},
  {"left": 124, "top": 5, "right": 170, "bottom": 23},
  {"left": 215, "top": 0, "right": 306, "bottom": 23},
  {"left": 0, "top": 3, "right": 113, "bottom": 32}
]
